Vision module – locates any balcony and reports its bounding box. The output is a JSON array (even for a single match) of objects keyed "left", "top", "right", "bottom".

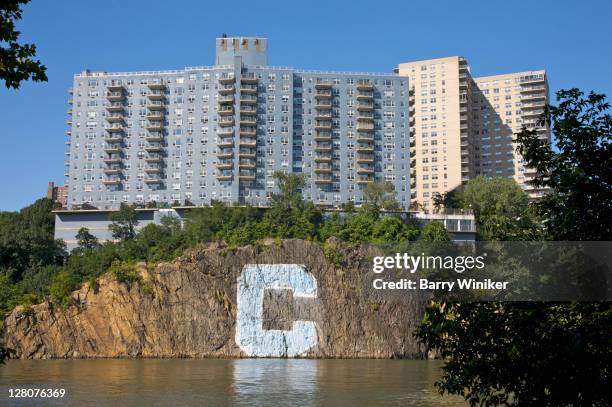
[
  {"left": 356, "top": 80, "right": 373, "bottom": 90},
  {"left": 146, "top": 111, "right": 164, "bottom": 120},
  {"left": 314, "top": 143, "right": 332, "bottom": 152},
  {"left": 314, "top": 175, "right": 333, "bottom": 184},
  {"left": 238, "top": 149, "right": 256, "bottom": 158},
  {"left": 146, "top": 100, "right": 165, "bottom": 110},
  {"left": 239, "top": 95, "right": 257, "bottom": 104},
  {"left": 239, "top": 159, "right": 257, "bottom": 169},
  {"left": 238, "top": 169, "right": 256, "bottom": 180},
  {"left": 219, "top": 74, "right": 235, "bottom": 84},
  {"left": 357, "top": 166, "right": 375, "bottom": 174},
  {"left": 314, "top": 164, "right": 332, "bottom": 173},
  {"left": 147, "top": 79, "right": 166, "bottom": 89},
  {"left": 103, "top": 166, "right": 122, "bottom": 175},
  {"left": 356, "top": 143, "right": 374, "bottom": 153},
  {"left": 218, "top": 85, "right": 235, "bottom": 95},
  {"left": 106, "top": 91, "right": 124, "bottom": 101},
  {"left": 315, "top": 80, "right": 332, "bottom": 89},
  {"left": 357, "top": 101, "right": 374, "bottom": 111},
  {"left": 103, "top": 155, "right": 122, "bottom": 163},
  {"left": 217, "top": 173, "right": 234, "bottom": 181},
  {"left": 240, "top": 73, "right": 257, "bottom": 84},
  {"left": 240, "top": 127, "right": 256, "bottom": 137},
  {"left": 356, "top": 153, "right": 374, "bottom": 163},
  {"left": 218, "top": 95, "right": 235, "bottom": 104},
  {"left": 104, "top": 134, "right": 123, "bottom": 143},
  {"left": 314, "top": 131, "right": 332, "bottom": 141},
  {"left": 357, "top": 175, "right": 374, "bottom": 184},
  {"left": 314, "top": 153, "right": 332, "bottom": 162},
  {"left": 218, "top": 117, "right": 235, "bottom": 127},
  {"left": 102, "top": 178, "right": 121, "bottom": 185},
  {"left": 147, "top": 90, "right": 165, "bottom": 100},
  {"left": 239, "top": 116, "right": 257, "bottom": 126},
  {"left": 144, "top": 166, "right": 163, "bottom": 173},
  {"left": 217, "top": 150, "right": 234, "bottom": 159},
  {"left": 144, "top": 177, "right": 163, "bottom": 184},
  {"left": 520, "top": 93, "right": 547, "bottom": 102},
  {"left": 217, "top": 128, "right": 234, "bottom": 138},
  {"left": 218, "top": 140, "right": 234, "bottom": 148},
  {"left": 107, "top": 82, "right": 124, "bottom": 92},
  {"left": 145, "top": 132, "right": 164, "bottom": 142},
  {"left": 356, "top": 134, "right": 374, "bottom": 143},
  {"left": 520, "top": 75, "right": 545, "bottom": 85},
  {"left": 106, "top": 102, "right": 124, "bottom": 112},
  {"left": 357, "top": 112, "right": 374, "bottom": 121},
  {"left": 523, "top": 109, "right": 545, "bottom": 118},
  {"left": 217, "top": 161, "right": 234, "bottom": 170},
  {"left": 314, "top": 112, "right": 332, "bottom": 120},
  {"left": 520, "top": 85, "right": 547, "bottom": 94},
  {"left": 145, "top": 154, "right": 164, "bottom": 162},
  {"left": 105, "top": 124, "right": 124, "bottom": 133},
  {"left": 145, "top": 143, "right": 165, "bottom": 152},
  {"left": 356, "top": 91, "right": 374, "bottom": 100},
  {"left": 239, "top": 138, "right": 257, "bottom": 147},
  {"left": 357, "top": 124, "right": 375, "bottom": 132},
  {"left": 315, "top": 89, "right": 332, "bottom": 98},
  {"left": 315, "top": 100, "right": 332, "bottom": 108},
  {"left": 239, "top": 106, "right": 257, "bottom": 114},
  {"left": 218, "top": 107, "right": 234, "bottom": 116},
  {"left": 315, "top": 121, "right": 332, "bottom": 130},
  {"left": 240, "top": 84, "right": 258, "bottom": 94},
  {"left": 146, "top": 121, "right": 165, "bottom": 131}
]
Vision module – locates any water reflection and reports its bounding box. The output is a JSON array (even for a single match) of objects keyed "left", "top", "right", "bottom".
[{"left": 0, "top": 359, "right": 465, "bottom": 406}]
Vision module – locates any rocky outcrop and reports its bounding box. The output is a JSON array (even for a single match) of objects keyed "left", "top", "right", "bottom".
[{"left": 2, "top": 239, "right": 426, "bottom": 359}]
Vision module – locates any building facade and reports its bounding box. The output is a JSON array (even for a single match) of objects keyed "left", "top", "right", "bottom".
[
  {"left": 47, "top": 181, "right": 67, "bottom": 207},
  {"left": 397, "top": 57, "right": 549, "bottom": 210},
  {"left": 64, "top": 37, "right": 412, "bottom": 210}
]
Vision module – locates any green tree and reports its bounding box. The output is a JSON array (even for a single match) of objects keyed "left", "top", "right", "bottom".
[
  {"left": 419, "top": 221, "right": 450, "bottom": 241},
  {"left": 445, "top": 177, "right": 540, "bottom": 240},
  {"left": 416, "top": 302, "right": 611, "bottom": 406},
  {"left": 417, "top": 89, "right": 612, "bottom": 406},
  {"left": 516, "top": 89, "right": 612, "bottom": 240},
  {"left": 363, "top": 180, "right": 400, "bottom": 211},
  {"left": 108, "top": 203, "right": 138, "bottom": 241},
  {"left": 75, "top": 227, "right": 98, "bottom": 250},
  {"left": 0, "top": 0, "right": 47, "bottom": 89},
  {"left": 264, "top": 172, "right": 322, "bottom": 239},
  {"left": 48, "top": 270, "right": 75, "bottom": 306}
]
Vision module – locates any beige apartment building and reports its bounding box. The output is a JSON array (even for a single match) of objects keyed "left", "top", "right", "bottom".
[{"left": 397, "top": 57, "right": 549, "bottom": 210}]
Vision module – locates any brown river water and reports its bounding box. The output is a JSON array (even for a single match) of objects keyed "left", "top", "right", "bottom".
[{"left": 0, "top": 359, "right": 466, "bottom": 406}]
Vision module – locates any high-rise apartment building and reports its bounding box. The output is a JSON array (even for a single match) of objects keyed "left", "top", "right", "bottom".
[
  {"left": 64, "top": 37, "right": 412, "bottom": 210},
  {"left": 397, "top": 57, "right": 549, "bottom": 209}
]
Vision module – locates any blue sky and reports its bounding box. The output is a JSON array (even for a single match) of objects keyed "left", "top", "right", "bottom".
[{"left": 1, "top": 0, "right": 611, "bottom": 211}]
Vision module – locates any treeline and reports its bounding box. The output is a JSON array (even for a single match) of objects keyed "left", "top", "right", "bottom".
[{"left": 0, "top": 175, "right": 449, "bottom": 315}]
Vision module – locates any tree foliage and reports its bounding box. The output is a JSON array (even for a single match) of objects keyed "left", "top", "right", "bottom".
[
  {"left": 445, "top": 176, "right": 541, "bottom": 240},
  {"left": 416, "top": 302, "right": 611, "bottom": 406},
  {"left": 418, "top": 89, "right": 612, "bottom": 406},
  {"left": 516, "top": 88, "right": 612, "bottom": 240},
  {"left": 363, "top": 180, "right": 400, "bottom": 211},
  {"left": 108, "top": 203, "right": 138, "bottom": 241},
  {"left": 76, "top": 227, "right": 98, "bottom": 250},
  {"left": 0, "top": 0, "right": 47, "bottom": 89}
]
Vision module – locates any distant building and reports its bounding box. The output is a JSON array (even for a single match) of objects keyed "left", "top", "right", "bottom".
[
  {"left": 47, "top": 182, "right": 67, "bottom": 207},
  {"left": 396, "top": 57, "right": 550, "bottom": 210}
]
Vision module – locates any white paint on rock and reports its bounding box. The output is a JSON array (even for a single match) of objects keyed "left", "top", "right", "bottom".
[{"left": 235, "top": 264, "right": 317, "bottom": 357}]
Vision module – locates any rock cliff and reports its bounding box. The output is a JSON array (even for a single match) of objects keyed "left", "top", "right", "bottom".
[{"left": 2, "top": 239, "right": 426, "bottom": 359}]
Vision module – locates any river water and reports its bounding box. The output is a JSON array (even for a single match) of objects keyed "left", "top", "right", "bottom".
[{"left": 0, "top": 359, "right": 465, "bottom": 406}]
